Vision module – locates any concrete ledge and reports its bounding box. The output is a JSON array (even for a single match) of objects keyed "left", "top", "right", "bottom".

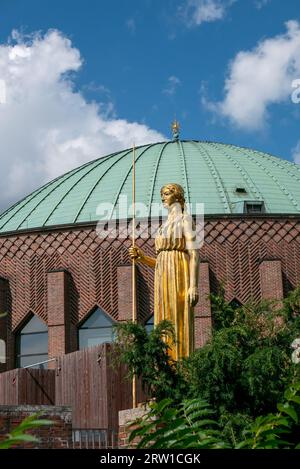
[{"left": 119, "top": 405, "right": 149, "bottom": 427}]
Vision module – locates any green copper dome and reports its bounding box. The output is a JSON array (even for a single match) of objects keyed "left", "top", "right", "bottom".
[{"left": 1, "top": 140, "right": 300, "bottom": 234}]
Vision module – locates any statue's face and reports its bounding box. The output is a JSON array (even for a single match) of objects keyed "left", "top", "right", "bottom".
[{"left": 161, "top": 186, "right": 177, "bottom": 208}]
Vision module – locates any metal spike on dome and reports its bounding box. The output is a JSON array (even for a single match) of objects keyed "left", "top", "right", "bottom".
[{"left": 171, "top": 119, "right": 180, "bottom": 141}]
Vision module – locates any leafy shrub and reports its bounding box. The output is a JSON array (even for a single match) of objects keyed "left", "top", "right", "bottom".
[
  {"left": 113, "top": 320, "right": 188, "bottom": 402},
  {"left": 129, "top": 398, "right": 229, "bottom": 449}
]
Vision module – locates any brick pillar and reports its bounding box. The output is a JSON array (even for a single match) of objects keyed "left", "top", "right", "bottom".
[
  {"left": 47, "top": 270, "right": 71, "bottom": 366},
  {"left": 0, "top": 277, "right": 15, "bottom": 372},
  {"left": 259, "top": 259, "right": 283, "bottom": 302},
  {"left": 194, "top": 262, "right": 212, "bottom": 349},
  {"left": 0, "top": 277, "right": 8, "bottom": 372},
  {"left": 118, "top": 265, "right": 135, "bottom": 321}
]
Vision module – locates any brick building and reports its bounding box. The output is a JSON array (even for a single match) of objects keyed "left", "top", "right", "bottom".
[{"left": 0, "top": 139, "right": 300, "bottom": 432}]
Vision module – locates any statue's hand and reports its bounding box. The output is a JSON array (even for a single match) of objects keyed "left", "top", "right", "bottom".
[
  {"left": 129, "top": 246, "right": 144, "bottom": 263},
  {"left": 188, "top": 286, "right": 199, "bottom": 307}
]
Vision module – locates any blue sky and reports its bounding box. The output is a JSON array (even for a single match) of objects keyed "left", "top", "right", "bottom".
[{"left": 0, "top": 0, "right": 300, "bottom": 210}]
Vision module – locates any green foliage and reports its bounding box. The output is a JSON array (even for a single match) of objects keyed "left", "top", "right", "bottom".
[
  {"left": 129, "top": 381, "right": 300, "bottom": 449},
  {"left": 237, "top": 381, "right": 300, "bottom": 449},
  {"left": 129, "top": 398, "right": 229, "bottom": 449},
  {"left": 115, "top": 284, "right": 300, "bottom": 447},
  {"left": 209, "top": 285, "right": 238, "bottom": 330},
  {"left": 0, "top": 413, "right": 53, "bottom": 449},
  {"left": 113, "top": 320, "right": 188, "bottom": 401},
  {"left": 186, "top": 291, "right": 296, "bottom": 417},
  {"left": 283, "top": 285, "right": 300, "bottom": 319}
]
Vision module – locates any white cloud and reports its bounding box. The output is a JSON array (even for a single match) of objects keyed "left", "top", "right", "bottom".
[
  {"left": 181, "top": 0, "right": 235, "bottom": 27},
  {"left": 163, "top": 76, "right": 181, "bottom": 95},
  {"left": 0, "top": 30, "right": 164, "bottom": 212},
  {"left": 255, "top": 0, "right": 271, "bottom": 9},
  {"left": 292, "top": 141, "right": 300, "bottom": 164},
  {"left": 0, "top": 79, "right": 5, "bottom": 104},
  {"left": 204, "top": 21, "right": 300, "bottom": 130},
  {"left": 126, "top": 18, "right": 136, "bottom": 34}
]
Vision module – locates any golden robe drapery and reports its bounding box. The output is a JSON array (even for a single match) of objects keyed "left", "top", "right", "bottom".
[{"left": 154, "top": 213, "right": 194, "bottom": 360}]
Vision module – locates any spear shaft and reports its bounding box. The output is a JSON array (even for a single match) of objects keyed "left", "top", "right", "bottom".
[{"left": 132, "top": 144, "right": 137, "bottom": 408}]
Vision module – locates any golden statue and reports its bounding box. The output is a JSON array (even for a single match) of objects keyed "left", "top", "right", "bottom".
[{"left": 129, "top": 183, "right": 199, "bottom": 360}]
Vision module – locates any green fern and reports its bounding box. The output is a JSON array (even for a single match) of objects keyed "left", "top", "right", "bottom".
[
  {"left": 236, "top": 382, "right": 300, "bottom": 449},
  {"left": 129, "top": 398, "right": 229, "bottom": 449}
]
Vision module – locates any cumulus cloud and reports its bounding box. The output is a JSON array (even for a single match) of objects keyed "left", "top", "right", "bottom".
[
  {"left": 0, "top": 29, "right": 164, "bottom": 212},
  {"left": 163, "top": 76, "right": 181, "bottom": 95},
  {"left": 292, "top": 141, "right": 300, "bottom": 164},
  {"left": 180, "top": 0, "right": 235, "bottom": 27},
  {"left": 204, "top": 21, "right": 300, "bottom": 130}
]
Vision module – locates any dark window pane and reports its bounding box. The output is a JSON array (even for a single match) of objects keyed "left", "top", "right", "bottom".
[
  {"left": 19, "top": 354, "right": 48, "bottom": 369},
  {"left": 81, "top": 308, "right": 114, "bottom": 328},
  {"left": 19, "top": 332, "right": 48, "bottom": 356},
  {"left": 145, "top": 315, "right": 154, "bottom": 334},
  {"left": 79, "top": 327, "right": 114, "bottom": 350},
  {"left": 245, "top": 202, "right": 264, "bottom": 214},
  {"left": 21, "top": 315, "right": 47, "bottom": 333},
  {"left": 16, "top": 314, "right": 48, "bottom": 369}
]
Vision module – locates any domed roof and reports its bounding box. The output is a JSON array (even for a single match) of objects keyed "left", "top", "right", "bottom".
[{"left": 1, "top": 140, "right": 300, "bottom": 234}]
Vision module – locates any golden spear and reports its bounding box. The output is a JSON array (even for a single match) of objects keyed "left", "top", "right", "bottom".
[{"left": 132, "top": 143, "right": 137, "bottom": 408}]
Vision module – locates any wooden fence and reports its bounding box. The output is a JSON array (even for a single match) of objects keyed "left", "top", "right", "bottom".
[
  {"left": 55, "top": 343, "right": 135, "bottom": 429},
  {"left": 0, "top": 343, "right": 145, "bottom": 431},
  {"left": 0, "top": 368, "right": 55, "bottom": 405}
]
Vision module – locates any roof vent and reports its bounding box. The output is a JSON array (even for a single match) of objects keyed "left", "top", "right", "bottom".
[{"left": 235, "top": 187, "right": 247, "bottom": 194}]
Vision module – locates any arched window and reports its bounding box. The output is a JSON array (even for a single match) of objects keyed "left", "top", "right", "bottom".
[
  {"left": 145, "top": 315, "right": 154, "bottom": 334},
  {"left": 16, "top": 315, "right": 48, "bottom": 369},
  {"left": 78, "top": 307, "right": 115, "bottom": 350},
  {"left": 229, "top": 298, "right": 242, "bottom": 309}
]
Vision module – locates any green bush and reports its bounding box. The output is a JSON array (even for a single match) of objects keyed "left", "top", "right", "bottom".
[
  {"left": 115, "top": 284, "right": 300, "bottom": 446},
  {"left": 129, "top": 398, "right": 229, "bottom": 449},
  {"left": 112, "top": 319, "right": 188, "bottom": 402}
]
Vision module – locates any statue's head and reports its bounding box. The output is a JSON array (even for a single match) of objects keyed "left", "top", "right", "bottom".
[{"left": 160, "top": 183, "right": 185, "bottom": 210}]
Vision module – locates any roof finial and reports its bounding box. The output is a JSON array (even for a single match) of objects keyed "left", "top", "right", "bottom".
[{"left": 171, "top": 119, "right": 180, "bottom": 141}]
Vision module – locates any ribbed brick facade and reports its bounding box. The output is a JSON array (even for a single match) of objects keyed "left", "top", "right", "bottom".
[
  {"left": 259, "top": 259, "right": 284, "bottom": 303},
  {"left": 0, "top": 215, "right": 299, "bottom": 370}
]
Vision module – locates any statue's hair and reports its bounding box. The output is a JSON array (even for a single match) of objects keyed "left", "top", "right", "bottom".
[{"left": 160, "top": 183, "right": 185, "bottom": 209}]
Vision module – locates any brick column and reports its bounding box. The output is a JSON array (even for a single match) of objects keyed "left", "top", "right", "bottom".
[
  {"left": 259, "top": 259, "right": 283, "bottom": 302},
  {"left": 0, "top": 277, "right": 9, "bottom": 372},
  {"left": 118, "top": 265, "right": 135, "bottom": 321},
  {"left": 47, "top": 270, "right": 71, "bottom": 366},
  {"left": 194, "top": 262, "right": 212, "bottom": 349}
]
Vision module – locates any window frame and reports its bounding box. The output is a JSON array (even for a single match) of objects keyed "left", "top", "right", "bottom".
[
  {"left": 78, "top": 307, "right": 116, "bottom": 350},
  {"left": 15, "top": 314, "right": 48, "bottom": 369}
]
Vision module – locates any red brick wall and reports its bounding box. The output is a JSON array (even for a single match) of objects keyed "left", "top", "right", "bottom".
[
  {"left": 117, "top": 265, "right": 134, "bottom": 321},
  {"left": 0, "top": 278, "right": 7, "bottom": 373},
  {"left": 0, "top": 216, "right": 299, "bottom": 368},
  {"left": 0, "top": 405, "right": 72, "bottom": 448},
  {"left": 259, "top": 259, "right": 284, "bottom": 302},
  {"left": 0, "top": 277, "right": 13, "bottom": 372},
  {"left": 47, "top": 270, "right": 72, "bottom": 365},
  {"left": 194, "top": 262, "right": 212, "bottom": 348}
]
